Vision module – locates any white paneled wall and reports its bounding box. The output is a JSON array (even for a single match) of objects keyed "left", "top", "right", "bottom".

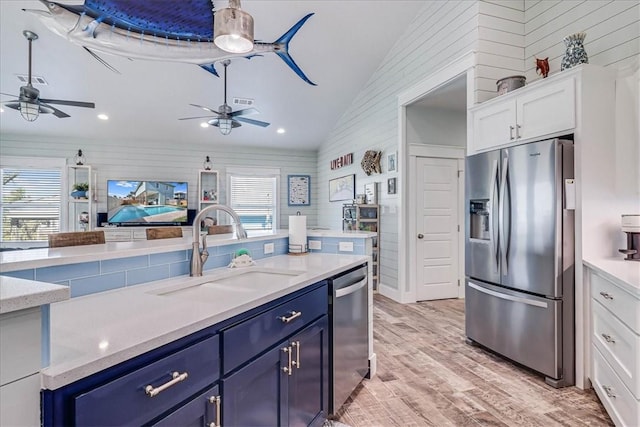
[
  {"left": 0, "top": 135, "right": 318, "bottom": 228},
  {"left": 317, "top": 1, "right": 479, "bottom": 292},
  {"left": 524, "top": 0, "right": 640, "bottom": 81}
]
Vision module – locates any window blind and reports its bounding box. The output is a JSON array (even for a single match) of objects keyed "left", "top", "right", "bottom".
[
  {"left": 229, "top": 175, "right": 276, "bottom": 231},
  {"left": 1, "top": 168, "right": 62, "bottom": 242}
]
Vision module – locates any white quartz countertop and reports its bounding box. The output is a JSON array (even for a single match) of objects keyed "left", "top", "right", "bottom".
[
  {"left": 583, "top": 257, "right": 639, "bottom": 295},
  {"left": 0, "top": 276, "right": 70, "bottom": 314},
  {"left": 0, "top": 229, "right": 374, "bottom": 272},
  {"left": 42, "top": 253, "right": 369, "bottom": 390}
]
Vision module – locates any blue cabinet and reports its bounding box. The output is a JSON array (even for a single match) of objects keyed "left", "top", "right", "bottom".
[
  {"left": 222, "top": 316, "right": 329, "bottom": 427},
  {"left": 42, "top": 281, "right": 329, "bottom": 426}
]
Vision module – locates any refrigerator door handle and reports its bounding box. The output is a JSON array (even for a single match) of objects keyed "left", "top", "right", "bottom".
[
  {"left": 468, "top": 282, "right": 548, "bottom": 308},
  {"left": 499, "top": 154, "right": 509, "bottom": 275},
  {"left": 489, "top": 159, "right": 499, "bottom": 273}
]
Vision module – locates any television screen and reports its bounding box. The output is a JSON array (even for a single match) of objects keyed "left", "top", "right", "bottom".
[{"left": 107, "top": 180, "right": 188, "bottom": 225}]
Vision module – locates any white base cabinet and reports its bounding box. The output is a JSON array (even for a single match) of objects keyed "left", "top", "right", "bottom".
[{"left": 588, "top": 267, "right": 640, "bottom": 427}]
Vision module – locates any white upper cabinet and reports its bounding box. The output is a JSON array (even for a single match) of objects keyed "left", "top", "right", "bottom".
[{"left": 469, "top": 74, "right": 576, "bottom": 153}]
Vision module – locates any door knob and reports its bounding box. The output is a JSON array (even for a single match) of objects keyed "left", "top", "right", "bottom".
[{"left": 417, "top": 234, "right": 424, "bottom": 239}]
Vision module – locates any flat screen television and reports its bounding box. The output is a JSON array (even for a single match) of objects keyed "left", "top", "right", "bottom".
[{"left": 106, "top": 180, "right": 188, "bottom": 225}]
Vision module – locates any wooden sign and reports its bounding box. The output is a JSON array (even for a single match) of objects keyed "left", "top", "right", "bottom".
[{"left": 330, "top": 153, "right": 353, "bottom": 170}]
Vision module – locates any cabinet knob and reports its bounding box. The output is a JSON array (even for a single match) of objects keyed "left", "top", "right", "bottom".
[{"left": 417, "top": 234, "right": 424, "bottom": 239}]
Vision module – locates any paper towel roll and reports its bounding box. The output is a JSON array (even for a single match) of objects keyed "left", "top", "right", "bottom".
[{"left": 289, "top": 215, "right": 307, "bottom": 253}]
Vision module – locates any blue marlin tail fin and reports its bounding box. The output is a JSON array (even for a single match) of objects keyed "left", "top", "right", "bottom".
[
  {"left": 200, "top": 64, "right": 220, "bottom": 78},
  {"left": 274, "top": 13, "right": 316, "bottom": 86}
]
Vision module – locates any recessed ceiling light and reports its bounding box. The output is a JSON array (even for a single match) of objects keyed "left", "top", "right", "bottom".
[
  {"left": 97, "top": 114, "right": 109, "bottom": 120},
  {"left": 200, "top": 122, "right": 209, "bottom": 128},
  {"left": 277, "top": 128, "right": 286, "bottom": 134}
]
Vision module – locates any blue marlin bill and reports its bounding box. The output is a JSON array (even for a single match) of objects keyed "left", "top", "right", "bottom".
[{"left": 26, "top": 0, "right": 316, "bottom": 85}]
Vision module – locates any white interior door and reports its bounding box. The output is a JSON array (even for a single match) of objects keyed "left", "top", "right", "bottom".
[{"left": 415, "top": 157, "right": 460, "bottom": 301}]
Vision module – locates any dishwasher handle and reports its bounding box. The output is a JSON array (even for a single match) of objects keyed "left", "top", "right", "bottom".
[{"left": 335, "top": 277, "right": 367, "bottom": 298}]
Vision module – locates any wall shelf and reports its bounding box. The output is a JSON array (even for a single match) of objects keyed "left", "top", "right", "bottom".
[{"left": 343, "top": 203, "right": 379, "bottom": 289}]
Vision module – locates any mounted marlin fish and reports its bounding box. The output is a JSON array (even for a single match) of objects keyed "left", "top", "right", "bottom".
[{"left": 26, "top": 0, "right": 316, "bottom": 85}]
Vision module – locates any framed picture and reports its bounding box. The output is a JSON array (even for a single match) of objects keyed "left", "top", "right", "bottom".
[
  {"left": 329, "top": 174, "right": 355, "bottom": 202},
  {"left": 287, "top": 175, "right": 311, "bottom": 206},
  {"left": 364, "top": 182, "right": 378, "bottom": 204},
  {"left": 387, "top": 177, "right": 397, "bottom": 195},
  {"left": 387, "top": 151, "right": 397, "bottom": 172}
]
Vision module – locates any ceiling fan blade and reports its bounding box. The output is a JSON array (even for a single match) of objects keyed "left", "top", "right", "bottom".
[
  {"left": 41, "top": 103, "right": 70, "bottom": 118},
  {"left": 39, "top": 98, "right": 95, "bottom": 109},
  {"left": 178, "top": 115, "right": 217, "bottom": 121},
  {"left": 230, "top": 107, "right": 259, "bottom": 117},
  {"left": 3, "top": 101, "right": 21, "bottom": 111},
  {"left": 189, "top": 104, "right": 221, "bottom": 115},
  {"left": 234, "top": 117, "right": 270, "bottom": 128}
]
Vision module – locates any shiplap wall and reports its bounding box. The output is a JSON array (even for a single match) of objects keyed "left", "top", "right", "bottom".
[
  {"left": 524, "top": 0, "right": 640, "bottom": 82},
  {"left": 406, "top": 107, "right": 467, "bottom": 146},
  {"left": 0, "top": 135, "right": 318, "bottom": 228},
  {"left": 317, "top": 1, "right": 480, "bottom": 292}
]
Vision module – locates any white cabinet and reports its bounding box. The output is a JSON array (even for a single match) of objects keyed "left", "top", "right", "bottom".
[
  {"left": 0, "top": 308, "right": 42, "bottom": 426},
  {"left": 66, "top": 165, "right": 94, "bottom": 232},
  {"left": 469, "top": 75, "right": 575, "bottom": 153},
  {"left": 198, "top": 170, "right": 219, "bottom": 212},
  {"left": 588, "top": 267, "right": 640, "bottom": 427}
]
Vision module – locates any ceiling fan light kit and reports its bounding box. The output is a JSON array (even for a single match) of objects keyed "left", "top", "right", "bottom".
[{"left": 214, "top": 0, "right": 254, "bottom": 54}]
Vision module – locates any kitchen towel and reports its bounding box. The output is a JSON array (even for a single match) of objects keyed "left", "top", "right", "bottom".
[{"left": 289, "top": 215, "right": 307, "bottom": 253}]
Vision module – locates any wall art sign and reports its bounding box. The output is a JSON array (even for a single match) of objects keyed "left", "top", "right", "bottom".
[
  {"left": 329, "top": 174, "right": 355, "bottom": 202},
  {"left": 287, "top": 175, "right": 311, "bottom": 206},
  {"left": 330, "top": 153, "right": 353, "bottom": 170}
]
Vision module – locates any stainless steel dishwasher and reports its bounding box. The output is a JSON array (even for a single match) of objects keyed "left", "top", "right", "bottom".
[{"left": 329, "top": 263, "right": 369, "bottom": 415}]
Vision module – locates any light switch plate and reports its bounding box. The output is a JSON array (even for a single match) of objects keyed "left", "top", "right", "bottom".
[
  {"left": 308, "top": 240, "right": 321, "bottom": 250},
  {"left": 264, "top": 242, "right": 274, "bottom": 254},
  {"left": 339, "top": 241, "right": 354, "bottom": 252}
]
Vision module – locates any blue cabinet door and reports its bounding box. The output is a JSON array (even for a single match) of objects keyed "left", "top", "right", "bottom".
[
  {"left": 150, "top": 384, "right": 220, "bottom": 426},
  {"left": 288, "top": 315, "right": 329, "bottom": 427},
  {"left": 222, "top": 344, "right": 289, "bottom": 427}
]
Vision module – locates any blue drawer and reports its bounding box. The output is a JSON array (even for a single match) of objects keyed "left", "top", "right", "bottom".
[
  {"left": 222, "top": 283, "right": 328, "bottom": 374},
  {"left": 74, "top": 334, "right": 220, "bottom": 426}
]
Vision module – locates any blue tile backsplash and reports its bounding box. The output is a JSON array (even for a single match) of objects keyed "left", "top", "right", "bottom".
[{"left": 2, "top": 235, "right": 369, "bottom": 297}]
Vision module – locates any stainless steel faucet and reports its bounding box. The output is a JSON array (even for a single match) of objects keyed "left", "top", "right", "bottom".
[{"left": 190, "top": 204, "right": 248, "bottom": 277}]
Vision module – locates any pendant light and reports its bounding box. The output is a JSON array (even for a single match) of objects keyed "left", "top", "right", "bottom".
[
  {"left": 213, "top": 0, "right": 254, "bottom": 54},
  {"left": 203, "top": 156, "right": 213, "bottom": 170}
]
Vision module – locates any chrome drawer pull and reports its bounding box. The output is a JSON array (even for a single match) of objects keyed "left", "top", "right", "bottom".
[
  {"left": 515, "top": 124, "right": 521, "bottom": 139},
  {"left": 601, "top": 333, "right": 616, "bottom": 344},
  {"left": 509, "top": 125, "right": 515, "bottom": 140},
  {"left": 144, "top": 371, "right": 188, "bottom": 397},
  {"left": 278, "top": 310, "right": 302, "bottom": 323},
  {"left": 599, "top": 291, "right": 614, "bottom": 300},
  {"left": 282, "top": 346, "right": 293, "bottom": 376},
  {"left": 602, "top": 385, "right": 616, "bottom": 399},
  {"left": 208, "top": 395, "right": 221, "bottom": 427},
  {"left": 292, "top": 340, "right": 301, "bottom": 369}
]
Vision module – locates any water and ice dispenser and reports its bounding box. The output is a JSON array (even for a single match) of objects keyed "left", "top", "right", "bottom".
[{"left": 469, "top": 200, "right": 490, "bottom": 240}]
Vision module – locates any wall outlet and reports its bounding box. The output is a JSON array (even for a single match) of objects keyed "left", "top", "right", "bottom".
[
  {"left": 339, "top": 241, "right": 354, "bottom": 252},
  {"left": 264, "top": 242, "right": 275, "bottom": 254},
  {"left": 308, "top": 240, "right": 322, "bottom": 250}
]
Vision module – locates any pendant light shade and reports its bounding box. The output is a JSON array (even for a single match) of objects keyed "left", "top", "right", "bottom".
[
  {"left": 19, "top": 101, "right": 40, "bottom": 121},
  {"left": 218, "top": 118, "right": 233, "bottom": 135},
  {"left": 214, "top": 0, "right": 254, "bottom": 54}
]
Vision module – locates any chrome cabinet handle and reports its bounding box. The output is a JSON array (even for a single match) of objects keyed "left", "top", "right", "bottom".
[
  {"left": 601, "top": 333, "right": 616, "bottom": 344},
  {"left": 599, "top": 291, "right": 614, "bottom": 300},
  {"left": 515, "top": 124, "right": 521, "bottom": 139},
  {"left": 145, "top": 371, "right": 188, "bottom": 397},
  {"left": 509, "top": 125, "right": 515, "bottom": 140},
  {"left": 602, "top": 385, "right": 616, "bottom": 399},
  {"left": 208, "top": 395, "right": 221, "bottom": 427},
  {"left": 278, "top": 310, "right": 302, "bottom": 323},
  {"left": 291, "top": 341, "right": 301, "bottom": 369},
  {"left": 282, "top": 346, "right": 293, "bottom": 376},
  {"left": 417, "top": 234, "right": 424, "bottom": 239}
]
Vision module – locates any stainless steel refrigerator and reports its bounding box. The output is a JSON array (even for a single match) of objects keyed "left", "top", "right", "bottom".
[{"left": 465, "top": 138, "right": 575, "bottom": 388}]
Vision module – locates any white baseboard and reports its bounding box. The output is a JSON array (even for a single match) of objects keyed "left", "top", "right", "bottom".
[{"left": 377, "top": 282, "right": 402, "bottom": 302}]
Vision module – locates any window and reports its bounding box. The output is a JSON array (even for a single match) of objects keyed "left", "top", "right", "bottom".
[
  {"left": 1, "top": 157, "right": 65, "bottom": 246},
  {"left": 228, "top": 168, "right": 279, "bottom": 231}
]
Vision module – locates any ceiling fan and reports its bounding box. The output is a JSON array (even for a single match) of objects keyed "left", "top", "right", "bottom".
[
  {"left": 180, "top": 60, "right": 270, "bottom": 135},
  {"left": 1, "top": 30, "right": 95, "bottom": 122}
]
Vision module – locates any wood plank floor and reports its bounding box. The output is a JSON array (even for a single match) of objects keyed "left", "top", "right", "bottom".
[{"left": 334, "top": 295, "right": 613, "bottom": 427}]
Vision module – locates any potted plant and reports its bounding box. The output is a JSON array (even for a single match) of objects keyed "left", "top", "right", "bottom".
[{"left": 71, "top": 182, "right": 89, "bottom": 199}]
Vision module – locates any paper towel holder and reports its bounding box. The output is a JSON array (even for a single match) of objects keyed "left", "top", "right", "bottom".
[{"left": 289, "top": 211, "right": 308, "bottom": 255}]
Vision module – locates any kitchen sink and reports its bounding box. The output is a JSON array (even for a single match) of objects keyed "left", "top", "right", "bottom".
[{"left": 151, "top": 268, "right": 306, "bottom": 302}]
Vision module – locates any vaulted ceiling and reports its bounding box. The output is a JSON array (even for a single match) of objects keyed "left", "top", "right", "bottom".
[{"left": 0, "top": 1, "right": 425, "bottom": 151}]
